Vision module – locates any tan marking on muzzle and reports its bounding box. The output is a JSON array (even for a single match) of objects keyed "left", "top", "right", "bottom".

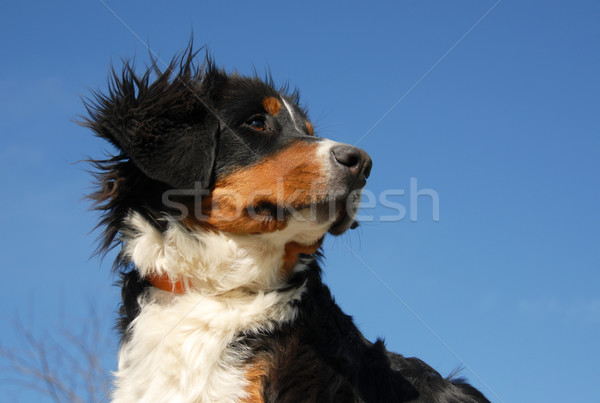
[{"left": 187, "top": 141, "right": 329, "bottom": 234}]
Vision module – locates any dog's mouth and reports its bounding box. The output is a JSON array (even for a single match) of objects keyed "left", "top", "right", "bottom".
[{"left": 249, "top": 191, "right": 362, "bottom": 236}]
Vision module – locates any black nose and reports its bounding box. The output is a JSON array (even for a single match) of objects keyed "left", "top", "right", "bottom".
[{"left": 331, "top": 145, "right": 372, "bottom": 182}]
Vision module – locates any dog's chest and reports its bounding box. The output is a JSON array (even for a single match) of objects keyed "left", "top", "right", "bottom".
[{"left": 111, "top": 288, "right": 302, "bottom": 402}]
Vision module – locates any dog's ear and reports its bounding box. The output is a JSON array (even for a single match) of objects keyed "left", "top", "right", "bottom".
[{"left": 84, "top": 55, "right": 226, "bottom": 190}]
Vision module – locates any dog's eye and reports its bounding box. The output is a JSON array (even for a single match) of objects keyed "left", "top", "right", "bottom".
[{"left": 245, "top": 116, "right": 267, "bottom": 132}]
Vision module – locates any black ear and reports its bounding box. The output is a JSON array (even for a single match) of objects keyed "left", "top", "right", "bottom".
[{"left": 84, "top": 50, "right": 224, "bottom": 190}]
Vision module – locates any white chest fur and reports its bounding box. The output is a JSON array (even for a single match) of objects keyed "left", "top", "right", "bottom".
[
  {"left": 112, "top": 286, "right": 303, "bottom": 402},
  {"left": 111, "top": 213, "right": 316, "bottom": 402}
]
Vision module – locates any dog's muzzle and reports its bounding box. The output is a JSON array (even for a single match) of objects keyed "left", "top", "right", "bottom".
[{"left": 326, "top": 143, "right": 372, "bottom": 235}]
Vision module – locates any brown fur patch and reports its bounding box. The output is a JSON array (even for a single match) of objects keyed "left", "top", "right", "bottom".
[
  {"left": 305, "top": 121, "right": 315, "bottom": 136},
  {"left": 280, "top": 240, "right": 322, "bottom": 277},
  {"left": 187, "top": 141, "right": 328, "bottom": 234},
  {"left": 262, "top": 97, "right": 282, "bottom": 116},
  {"left": 242, "top": 357, "right": 271, "bottom": 403}
]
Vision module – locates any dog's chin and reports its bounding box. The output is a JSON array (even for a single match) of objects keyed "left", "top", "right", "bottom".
[
  {"left": 328, "top": 213, "right": 357, "bottom": 235},
  {"left": 327, "top": 199, "right": 360, "bottom": 236}
]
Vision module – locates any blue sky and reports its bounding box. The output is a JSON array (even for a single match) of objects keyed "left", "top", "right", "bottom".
[{"left": 1, "top": 1, "right": 599, "bottom": 402}]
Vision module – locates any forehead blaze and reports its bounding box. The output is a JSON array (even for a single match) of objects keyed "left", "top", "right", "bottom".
[{"left": 262, "top": 97, "right": 282, "bottom": 116}]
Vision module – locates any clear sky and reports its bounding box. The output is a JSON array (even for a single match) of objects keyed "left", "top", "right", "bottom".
[{"left": 1, "top": 1, "right": 599, "bottom": 402}]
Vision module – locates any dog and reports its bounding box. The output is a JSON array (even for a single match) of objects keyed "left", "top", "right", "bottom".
[{"left": 83, "top": 46, "right": 490, "bottom": 402}]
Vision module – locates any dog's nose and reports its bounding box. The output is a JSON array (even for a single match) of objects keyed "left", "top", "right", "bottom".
[{"left": 331, "top": 145, "right": 372, "bottom": 182}]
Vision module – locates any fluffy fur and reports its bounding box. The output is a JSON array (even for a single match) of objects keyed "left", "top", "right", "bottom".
[{"left": 84, "top": 45, "right": 489, "bottom": 402}]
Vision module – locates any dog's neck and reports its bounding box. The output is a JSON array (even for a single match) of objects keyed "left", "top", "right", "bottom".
[{"left": 121, "top": 212, "right": 325, "bottom": 295}]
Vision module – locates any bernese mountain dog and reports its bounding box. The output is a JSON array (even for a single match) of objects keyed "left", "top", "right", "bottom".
[{"left": 83, "top": 46, "right": 490, "bottom": 402}]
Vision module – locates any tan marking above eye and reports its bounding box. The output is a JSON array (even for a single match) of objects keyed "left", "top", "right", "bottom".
[
  {"left": 262, "top": 97, "right": 282, "bottom": 116},
  {"left": 305, "top": 121, "right": 315, "bottom": 136}
]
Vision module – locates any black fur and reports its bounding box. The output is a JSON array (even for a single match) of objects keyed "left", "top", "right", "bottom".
[
  {"left": 242, "top": 260, "right": 489, "bottom": 402},
  {"left": 84, "top": 48, "right": 219, "bottom": 190},
  {"left": 117, "top": 270, "right": 150, "bottom": 342},
  {"left": 243, "top": 260, "right": 490, "bottom": 402}
]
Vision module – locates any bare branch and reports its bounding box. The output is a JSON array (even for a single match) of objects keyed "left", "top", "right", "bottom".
[{"left": 0, "top": 303, "right": 115, "bottom": 402}]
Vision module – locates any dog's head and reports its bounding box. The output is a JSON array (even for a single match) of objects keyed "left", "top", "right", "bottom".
[{"left": 84, "top": 48, "right": 371, "bottom": 283}]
